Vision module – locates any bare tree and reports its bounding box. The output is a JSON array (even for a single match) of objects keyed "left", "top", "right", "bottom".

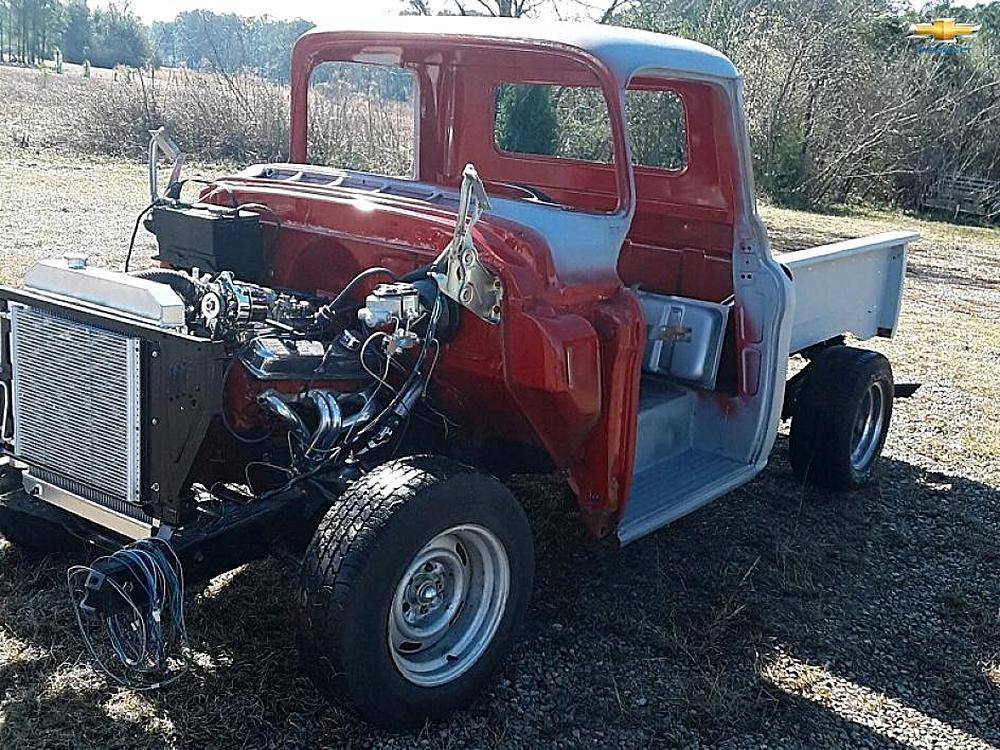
[
  {"left": 404, "top": 0, "right": 433, "bottom": 14},
  {"left": 405, "top": 0, "right": 537, "bottom": 16},
  {"left": 563, "top": 0, "right": 634, "bottom": 23},
  {"left": 404, "top": 0, "right": 633, "bottom": 20}
]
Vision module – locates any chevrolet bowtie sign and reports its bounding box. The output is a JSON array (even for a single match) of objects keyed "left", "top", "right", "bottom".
[{"left": 908, "top": 18, "right": 980, "bottom": 45}]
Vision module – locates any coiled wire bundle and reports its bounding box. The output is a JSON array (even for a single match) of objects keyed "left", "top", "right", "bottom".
[{"left": 66, "top": 537, "right": 189, "bottom": 689}]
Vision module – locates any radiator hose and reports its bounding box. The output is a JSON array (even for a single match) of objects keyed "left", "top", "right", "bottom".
[{"left": 129, "top": 268, "right": 203, "bottom": 306}]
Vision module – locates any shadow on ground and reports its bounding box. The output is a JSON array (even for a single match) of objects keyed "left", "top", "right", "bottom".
[{"left": 1, "top": 439, "right": 998, "bottom": 749}]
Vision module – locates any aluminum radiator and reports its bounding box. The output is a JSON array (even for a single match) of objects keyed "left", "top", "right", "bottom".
[{"left": 9, "top": 304, "right": 143, "bottom": 515}]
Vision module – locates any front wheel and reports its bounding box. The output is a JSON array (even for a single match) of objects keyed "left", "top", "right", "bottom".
[{"left": 296, "top": 456, "right": 534, "bottom": 728}]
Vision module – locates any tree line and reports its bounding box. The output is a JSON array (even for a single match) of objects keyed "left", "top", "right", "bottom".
[
  {"left": 0, "top": 0, "right": 63, "bottom": 63},
  {"left": 150, "top": 12, "right": 313, "bottom": 82},
  {"left": 0, "top": 2, "right": 314, "bottom": 76},
  {"left": 4, "top": 0, "right": 998, "bottom": 212},
  {"left": 0, "top": 0, "right": 147, "bottom": 67}
]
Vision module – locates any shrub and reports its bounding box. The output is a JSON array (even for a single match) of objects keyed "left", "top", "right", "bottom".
[
  {"left": 81, "top": 68, "right": 289, "bottom": 162},
  {"left": 80, "top": 66, "right": 415, "bottom": 174}
]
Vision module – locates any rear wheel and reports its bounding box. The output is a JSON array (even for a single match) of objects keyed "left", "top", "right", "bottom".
[
  {"left": 296, "top": 455, "right": 534, "bottom": 728},
  {"left": 789, "top": 346, "right": 894, "bottom": 489}
]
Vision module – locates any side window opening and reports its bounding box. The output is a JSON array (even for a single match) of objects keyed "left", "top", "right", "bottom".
[
  {"left": 307, "top": 61, "right": 417, "bottom": 177},
  {"left": 625, "top": 88, "right": 688, "bottom": 172}
]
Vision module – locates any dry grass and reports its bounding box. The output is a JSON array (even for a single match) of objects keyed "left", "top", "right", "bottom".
[
  {"left": 79, "top": 67, "right": 292, "bottom": 163},
  {"left": 1, "top": 65, "right": 999, "bottom": 748},
  {"left": 1, "top": 65, "right": 110, "bottom": 153},
  {"left": 1, "top": 63, "right": 413, "bottom": 171}
]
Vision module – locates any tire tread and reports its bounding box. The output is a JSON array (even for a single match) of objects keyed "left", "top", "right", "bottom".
[
  {"left": 789, "top": 346, "right": 893, "bottom": 490},
  {"left": 296, "top": 455, "right": 516, "bottom": 724}
]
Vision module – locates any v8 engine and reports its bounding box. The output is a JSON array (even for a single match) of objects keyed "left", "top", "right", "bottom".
[{"left": 1, "top": 238, "right": 455, "bottom": 540}]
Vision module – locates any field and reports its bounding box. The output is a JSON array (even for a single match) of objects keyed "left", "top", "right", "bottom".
[{"left": 1, "top": 65, "right": 1000, "bottom": 749}]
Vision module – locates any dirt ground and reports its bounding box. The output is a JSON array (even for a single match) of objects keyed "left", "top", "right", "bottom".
[{"left": 1, "top": 68, "right": 999, "bottom": 750}]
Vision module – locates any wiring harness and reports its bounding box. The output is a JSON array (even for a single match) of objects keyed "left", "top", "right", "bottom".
[{"left": 66, "top": 538, "right": 189, "bottom": 689}]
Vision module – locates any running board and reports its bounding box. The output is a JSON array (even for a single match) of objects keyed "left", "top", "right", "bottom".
[{"left": 618, "top": 450, "right": 757, "bottom": 544}]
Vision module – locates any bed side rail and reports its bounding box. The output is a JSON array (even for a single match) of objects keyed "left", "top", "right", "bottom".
[{"left": 781, "top": 231, "right": 919, "bottom": 354}]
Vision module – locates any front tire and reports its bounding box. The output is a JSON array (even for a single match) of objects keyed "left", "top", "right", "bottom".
[
  {"left": 0, "top": 502, "right": 82, "bottom": 557},
  {"left": 789, "top": 346, "right": 894, "bottom": 490},
  {"left": 296, "top": 455, "right": 534, "bottom": 728}
]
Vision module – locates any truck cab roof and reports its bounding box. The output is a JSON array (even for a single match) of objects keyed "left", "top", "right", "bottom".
[{"left": 295, "top": 17, "right": 741, "bottom": 84}]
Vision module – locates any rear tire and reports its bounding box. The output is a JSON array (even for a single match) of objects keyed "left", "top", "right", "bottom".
[
  {"left": 296, "top": 455, "right": 534, "bottom": 729},
  {"left": 789, "top": 346, "right": 894, "bottom": 490}
]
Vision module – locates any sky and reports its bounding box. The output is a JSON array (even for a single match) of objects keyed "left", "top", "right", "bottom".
[{"left": 96, "top": 0, "right": 984, "bottom": 26}]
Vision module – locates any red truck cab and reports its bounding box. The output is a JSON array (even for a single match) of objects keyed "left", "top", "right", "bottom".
[{"left": 210, "top": 17, "right": 794, "bottom": 542}]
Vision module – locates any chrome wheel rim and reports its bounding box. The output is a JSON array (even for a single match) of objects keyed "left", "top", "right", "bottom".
[
  {"left": 388, "top": 524, "right": 509, "bottom": 687},
  {"left": 850, "top": 381, "right": 888, "bottom": 471}
]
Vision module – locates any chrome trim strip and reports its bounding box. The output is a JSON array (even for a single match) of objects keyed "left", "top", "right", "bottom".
[
  {"left": 9, "top": 303, "right": 22, "bottom": 457},
  {"left": 22, "top": 472, "right": 154, "bottom": 540}
]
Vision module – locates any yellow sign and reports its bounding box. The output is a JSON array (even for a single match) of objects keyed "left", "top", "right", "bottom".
[{"left": 908, "top": 18, "right": 980, "bottom": 44}]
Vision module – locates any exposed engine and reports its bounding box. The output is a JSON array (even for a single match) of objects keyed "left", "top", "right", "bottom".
[
  {"left": 214, "top": 269, "right": 451, "bottom": 467},
  {"left": 2, "top": 245, "right": 459, "bottom": 534},
  {"left": 170, "top": 264, "right": 452, "bottom": 482}
]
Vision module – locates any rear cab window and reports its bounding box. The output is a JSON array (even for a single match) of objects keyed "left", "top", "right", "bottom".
[{"left": 494, "top": 83, "right": 614, "bottom": 163}]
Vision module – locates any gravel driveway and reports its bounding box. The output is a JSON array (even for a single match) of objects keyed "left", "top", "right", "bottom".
[{"left": 1, "top": 143, "right": 998, "bottom": 749}]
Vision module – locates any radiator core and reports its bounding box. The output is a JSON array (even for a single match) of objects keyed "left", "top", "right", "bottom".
[{"left": 10, "top": 304, "right": 142, "bottom": 509}]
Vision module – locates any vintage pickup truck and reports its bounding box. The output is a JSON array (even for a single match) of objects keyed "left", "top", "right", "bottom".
[{"left": 0, "top": 18, "right": 917, "bottom": 727}]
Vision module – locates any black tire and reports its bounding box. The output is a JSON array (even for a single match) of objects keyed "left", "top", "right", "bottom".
[
  {"left": 0, "top": 503, "right": 81, "bottom": 557},
  {"left": 296, "top": 455, "right": 534, "bottom": 729},
  {"left": 789, "top": 346, "right": 894, "bottom": 490}
]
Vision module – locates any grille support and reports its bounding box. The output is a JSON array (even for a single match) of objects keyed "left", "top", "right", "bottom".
[
  {"left": 10, "top": 304, "right": 142, "bottom": 509},
  {"left": 2, "top": 284, "right": 228, "bottom": 528}
]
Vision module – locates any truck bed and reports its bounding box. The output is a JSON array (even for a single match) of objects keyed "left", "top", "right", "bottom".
[{"left": 778, "top": 231, "right": 919, "bottom": 353}]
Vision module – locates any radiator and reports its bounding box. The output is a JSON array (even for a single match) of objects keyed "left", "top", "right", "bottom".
[{"left": 9, "top": 304, "right": 142, "bottom": 512}]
